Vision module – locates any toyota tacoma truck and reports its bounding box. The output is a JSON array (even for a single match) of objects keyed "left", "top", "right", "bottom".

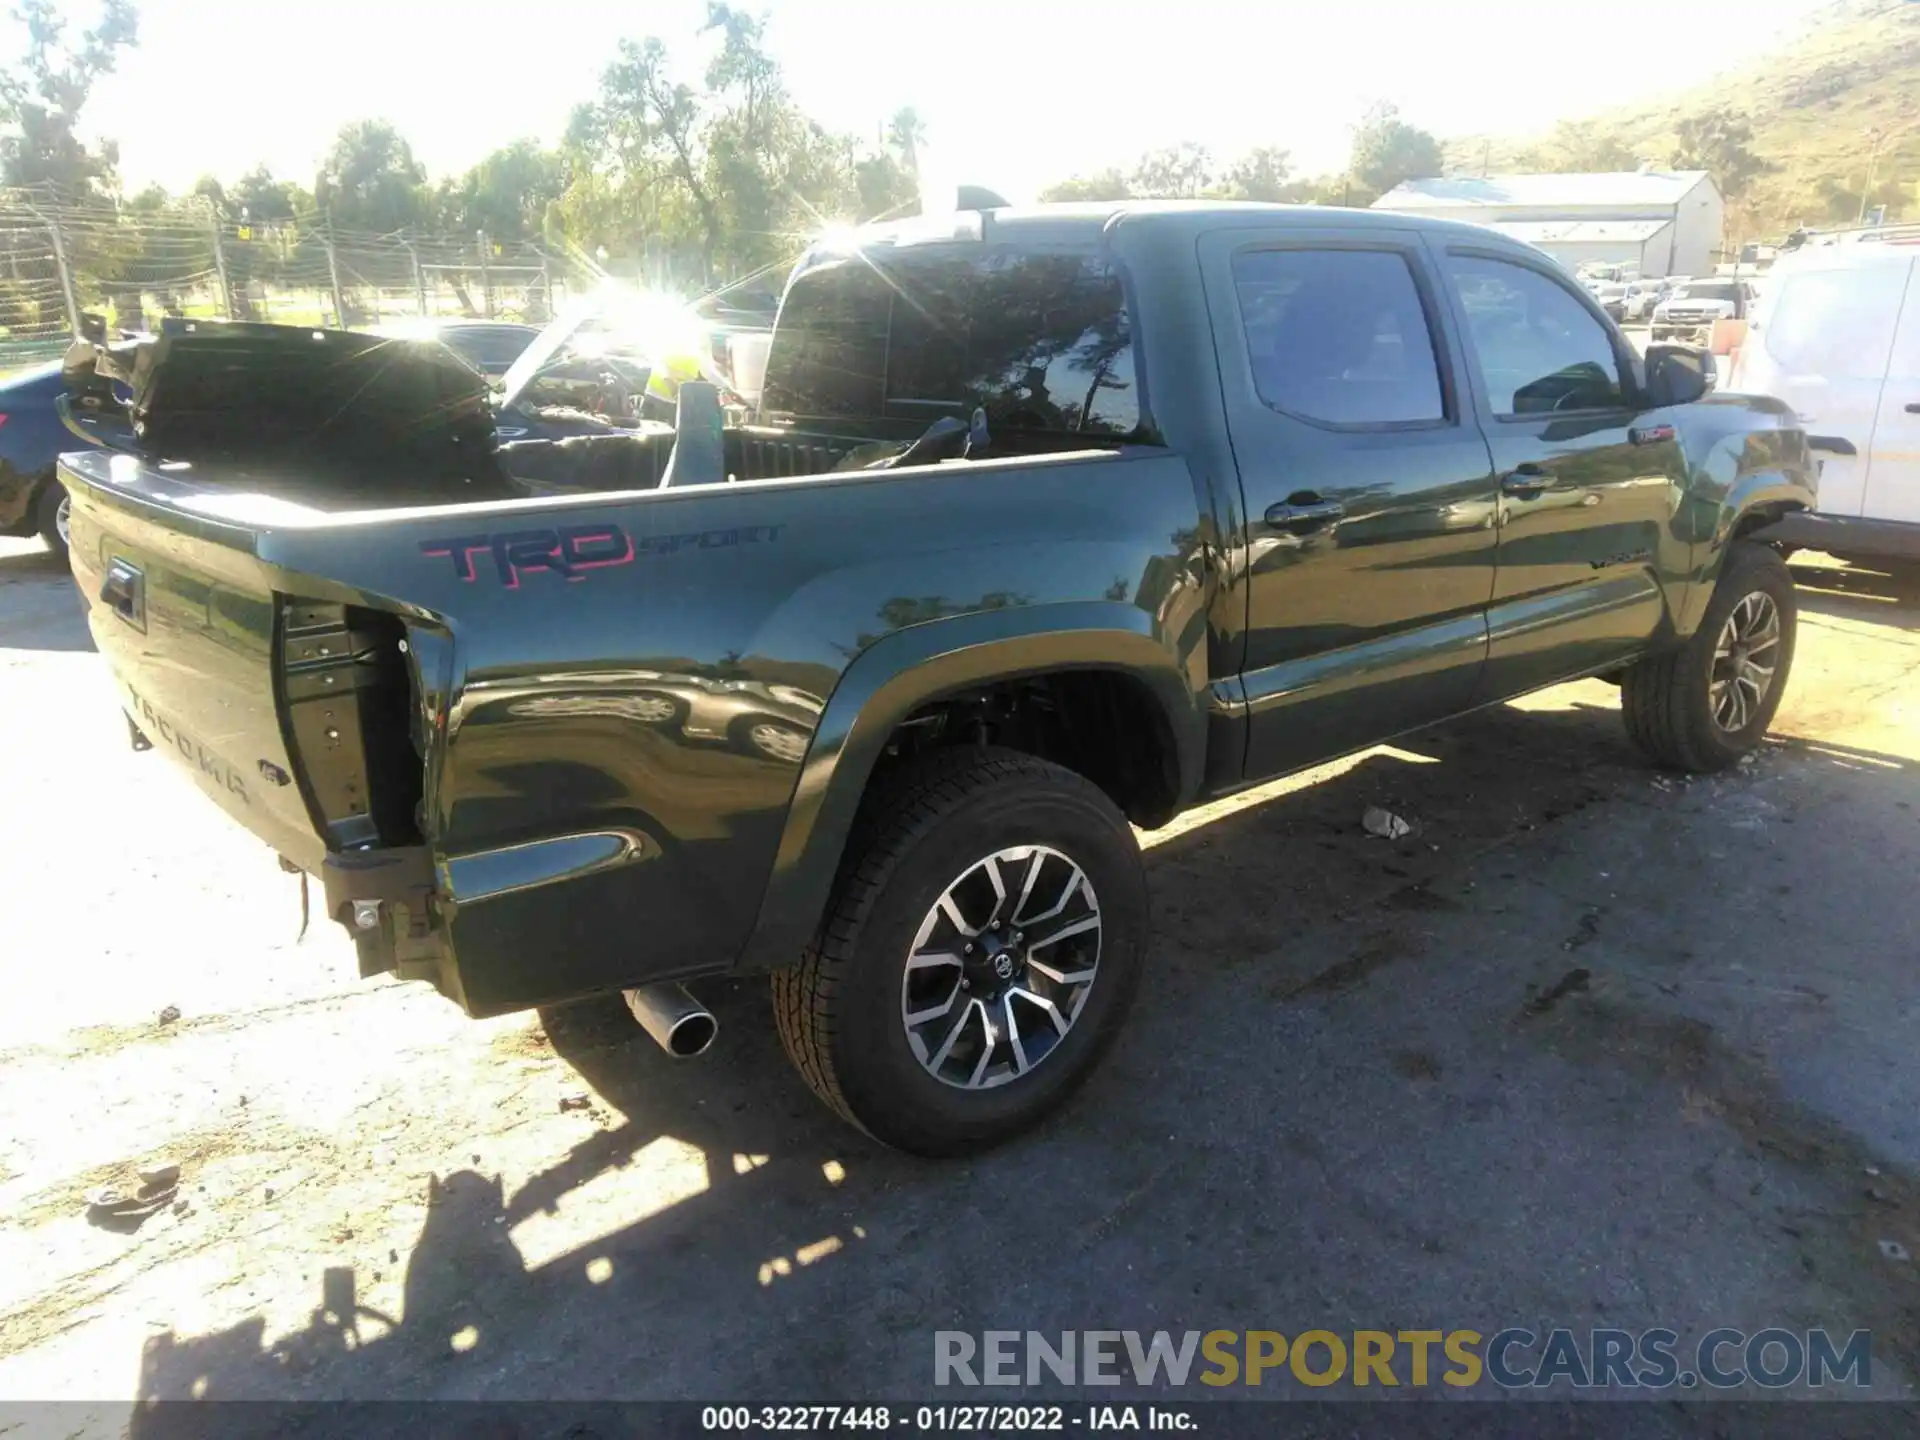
[{"left": 57, "top": 202, "right": 1817, "bottom": 1155}]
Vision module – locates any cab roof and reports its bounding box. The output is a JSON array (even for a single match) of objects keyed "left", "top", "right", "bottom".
[{"left": 812, "top": 199, "right": 1540, "bottom": 256}]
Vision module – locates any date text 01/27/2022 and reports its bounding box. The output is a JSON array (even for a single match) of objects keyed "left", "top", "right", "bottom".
[{"left": 699, "top": 1405, "right": 1190, "bottom": 1431}]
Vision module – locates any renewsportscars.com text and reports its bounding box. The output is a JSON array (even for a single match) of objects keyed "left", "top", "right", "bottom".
[{"left": 934, "top": 1328, "right": 1871, "bottom": 1391}]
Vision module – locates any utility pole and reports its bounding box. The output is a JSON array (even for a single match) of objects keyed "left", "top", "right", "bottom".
[
  {"left": 28, "top": 203, "right": 82, "bottom": 337},
  {"left": 208, "top": 203, "right": 235, "bottom": 319},
  {"left": 1857, "top": 128, "right": 1884, "bottom": 225},
  {"left": 477, "top": 230, "right": 493, "bottom": 318},
  {"left": 403, "top": 235, "right": 427, "bottom": 316},
  {"left": 323, "top": 211, "right": 347, "bottom": 327}
]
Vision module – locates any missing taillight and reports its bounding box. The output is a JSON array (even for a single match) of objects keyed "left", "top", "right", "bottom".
[{"left": 277, "top": 600, "right": 425, "bottom": 851}]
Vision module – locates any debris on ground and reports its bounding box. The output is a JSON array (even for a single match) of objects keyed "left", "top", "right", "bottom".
[
  {"left": 1362, "top": 806, "right": 1412, "bottom": 840},
  {"left": 157, "top": 1005, "right": 181, "bottom": 1026},
  {"left": 85, "top": 1167, "right": 183, "bottom": 1231},
  {"left": 1523, "top": 967, "right": 1593, "bottom": 1017},
  {"left": 1562, "top": 911, "right": 1603, "bottom": 951},
  {"left": 559, "top": 1093, "right": 593, "bottom": 1112},
  {"left": 139, "top": 1161, "right": 181, "bottom": 1191},
  {"left": 1879, "top": 1239, "right": 1910, "bottom": 1262}
]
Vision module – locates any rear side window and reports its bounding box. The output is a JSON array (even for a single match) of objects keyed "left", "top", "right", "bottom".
[
  {"left": 762, "top": 251, "right": 1140, "bottom": 436},
  {"left": 1232, "top": 249, "right": 1445, "bottom": 426},
  {"left": 1759, "top": 268, "right": 1905, "bottom": 381},
  {"left": 1446, "top": 255, "right": 1626, "bottom": 416}
]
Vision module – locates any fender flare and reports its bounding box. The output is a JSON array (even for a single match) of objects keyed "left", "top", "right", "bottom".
[
  {"left": 732, "top": 600, "right": 1205, "bottom": 974},
  {"left": 1678, "top": 468, "right": 1816, "bottom": 635}
]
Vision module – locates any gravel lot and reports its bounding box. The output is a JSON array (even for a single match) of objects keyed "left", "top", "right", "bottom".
[{"left": 1, "top": 532, "right": 1916, "bottom": 1433}]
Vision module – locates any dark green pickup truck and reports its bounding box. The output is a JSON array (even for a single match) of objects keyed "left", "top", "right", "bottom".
[{"left": 59, "top": 201, "right": 1817, "bottom": 1154}]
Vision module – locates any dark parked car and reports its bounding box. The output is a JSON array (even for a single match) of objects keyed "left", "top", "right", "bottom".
[
  {"left": 58, "top": 201, "right": 1817, "bottom": 1155},
  {"left": 0, "top": 357, "right": 130, "bottom": 561}
]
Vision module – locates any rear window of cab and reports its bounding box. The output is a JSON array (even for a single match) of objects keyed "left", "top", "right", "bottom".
[{"left": 762, "top": 249, "right": 1142, "bottom": 439}]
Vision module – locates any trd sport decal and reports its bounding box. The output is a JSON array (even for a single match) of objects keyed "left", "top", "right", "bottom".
[{"left": 419, "top": 523, "right": 785, "bottom": 587}]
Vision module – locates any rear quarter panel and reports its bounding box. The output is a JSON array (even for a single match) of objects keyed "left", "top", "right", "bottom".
[{"left": 152, "top": 450, "right": 1211, "bottom": 1012}]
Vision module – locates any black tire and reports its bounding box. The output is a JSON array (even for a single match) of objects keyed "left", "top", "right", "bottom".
[
  {"left": 772, "top": 747, "right": 1148, "bottom": 1156},
  {"left": 34, "top": 479, "right": 69, "bottom": 560},
  {"left": 1621, "top": 541, "right": 1796, "bottom": 772}
]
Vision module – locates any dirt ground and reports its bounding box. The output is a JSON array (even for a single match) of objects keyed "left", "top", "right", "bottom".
[{"left": 1, "top": 534, "right": 1917, "bottom": 1433}]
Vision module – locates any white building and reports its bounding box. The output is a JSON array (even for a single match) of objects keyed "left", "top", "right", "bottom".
[{"left": 1372, "top": 171, "right": 1725, "bottom": 279}]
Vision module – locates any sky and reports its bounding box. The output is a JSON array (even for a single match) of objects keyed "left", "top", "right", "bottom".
[{"left": 61, "top": 0, "right": 1838, "bottom": 207}]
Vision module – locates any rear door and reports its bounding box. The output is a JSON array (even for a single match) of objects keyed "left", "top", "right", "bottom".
[
  {"left": 1862, "top": 260, "right": 1920, "bottom": 525},
  {"left": 1198, "top": 227, "right": 1499, "bottom": 778},
  {"left": 1437, "top": 245, "right": 1686, "bottom": 700}
]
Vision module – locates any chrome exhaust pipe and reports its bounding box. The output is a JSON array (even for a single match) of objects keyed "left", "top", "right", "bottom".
[{"left": 623, "top": 983, "right": 718, "bottom": 1058}]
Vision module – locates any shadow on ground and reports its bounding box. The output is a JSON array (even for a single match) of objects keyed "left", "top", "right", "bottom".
[
  {"left": 1789, "top": 555, "right": 1920, "bottom": 628},
  {"left": 116, "top": 687, "right": 1920, "bottom": 1429}
]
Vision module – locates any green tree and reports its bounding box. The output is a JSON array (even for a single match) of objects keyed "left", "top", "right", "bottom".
[
  {"left": 231, "top": 164, "right": 306, "bottom": 225},
  {"left": 1037, "top": 169, "right": 1133, "bottom": 202},
  {"left": 189, "top": 173, "right": 227, "bottom": 214},
  {"left": 1218, "top": 146, "right": 1291, "bottom": 201},
  {"left": 1281, "top": 173, "right": 1363, "bottom": 206},
  {"left": 0, "top": 0, "right": 138, "bottom": 196},
  {"left": 1348, "top": 102, "right": 1443, "bottom": 202},
  {"left": 557, "top": 10, "right": 888, "bottom": 287},
  {"left": 1670, "top": 107, "right": 1771, "bottom": 200},
  {"left": 1131, "top": 142, "right": 1212, "bottom": 198},
  {"left": 886, "top": 106, "right": 925, "bottom": 177},
  {"left": 436, "top": 139, "right": 563, "bottom": 241},
  {"left": 314, "top": 119, "right": 429, "bottom": 232}
]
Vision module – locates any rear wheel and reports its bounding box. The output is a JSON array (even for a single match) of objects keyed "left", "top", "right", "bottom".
[
  {"left": 773, "top": 748, "right": 1148, "bottom": 1155},
  {"left": 35, "top": 480, "right": 69, "bottom": 560},
  {"left": 1621, "top": 541, "right": 1796, "bottom": 772}
]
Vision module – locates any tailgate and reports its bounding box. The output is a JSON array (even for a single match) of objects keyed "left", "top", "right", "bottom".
[{"left": 62, "top": 451, "right": 434, "bottom": 953}]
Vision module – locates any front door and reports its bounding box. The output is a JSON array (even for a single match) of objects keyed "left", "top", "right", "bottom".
[
  {"left": 1863, "top": 259, "right": 1920, "bottom": 526},
  {"left": 1436, "top": 247, "right": 1688, "bottom": 701},
  {"left": 1199, "top": 229, "right": 1500, "bottom": 780}
]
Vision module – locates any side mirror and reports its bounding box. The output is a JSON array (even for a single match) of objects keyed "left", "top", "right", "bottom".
[
  {"left": 79, "top": 312, "right": 108, "bottom": 344},
  {"left": 1643, "top": 344, "right": 1714, "bottom": 407}
]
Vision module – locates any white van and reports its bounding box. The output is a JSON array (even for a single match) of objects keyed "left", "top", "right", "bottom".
[{"left": 1727, "top": 241, "right": 1920, "bottom": 575}]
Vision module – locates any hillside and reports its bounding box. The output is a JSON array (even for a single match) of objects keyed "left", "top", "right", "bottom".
[{"left": 1443, "top": 0, "right": 1920, "bottom": 235}]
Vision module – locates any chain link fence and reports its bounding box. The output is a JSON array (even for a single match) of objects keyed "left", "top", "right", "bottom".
[{"left": 0, "top": 184, "right": 584, "bottom": 370}]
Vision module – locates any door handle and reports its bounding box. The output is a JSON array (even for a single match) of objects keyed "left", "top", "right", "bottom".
[
  {"left": 101, "top": 558, "right": 145, "bottom": 631},
  {"left": 1501, "top": 465, "right": 1551, "bottom": 498},
  {"left": 1265, "top": 497, "right": 1345, "bottom": 533},
  {"left": 1906, "top": 402, "right": 1920, "bottom": 414}
]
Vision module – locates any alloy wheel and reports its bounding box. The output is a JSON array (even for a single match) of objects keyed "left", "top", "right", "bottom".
[
  {"left": 900, "top": 845, "right": 1101, "bottom": 1090},
  {"left": 1710, "top": 590, "right": 1781, "bottom": 732}
]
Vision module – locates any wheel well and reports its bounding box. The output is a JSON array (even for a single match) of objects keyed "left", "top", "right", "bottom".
[
  {"left": 875, "top": 669, "right": 1181, "bottom": 828},
  {"left": 1730, "top": 503, "right": 1801, "bottom": 544}
]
